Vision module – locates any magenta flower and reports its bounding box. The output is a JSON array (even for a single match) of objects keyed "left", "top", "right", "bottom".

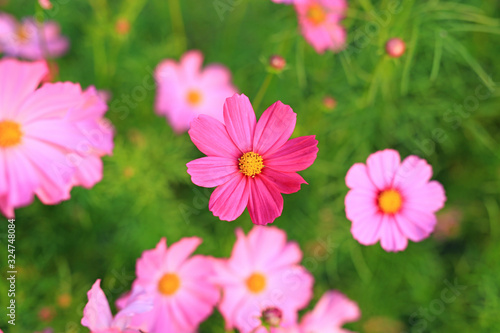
[
  {"left": 187, "top": 94, "right": 318, "bottom": 225},
  {"left": 299, "top": 291, "right": 360, "bottom": 333},
  {"left": 82, "top": 279, "right": 152, "bottom": 333},
  {"left": 0, "top": 59, "right": 114, "bottom": 218},
  {"left": 345, "top": 149, "right": 447, "bottom": 252},
  {"left": 124, "top": 237, "right": 219, "bottom": 333},
  {"left": 213, "top": 226, "right": 314, "bottom": 333},
  {"left": 0, "top": 13, "right": 69, "bottom": 60},
  {"left": 294, "top": 0, "right": 347, "bottom": 54},
  {"left": 155, "top": 50, "right": 238, "bottom": 133}
]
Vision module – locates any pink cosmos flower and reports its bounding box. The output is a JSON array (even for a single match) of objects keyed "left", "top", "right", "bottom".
[
  {"left": 294, "top": 0, "right": 347, "bottom": 54},
  {"left": 187, "top": 94, "right": 318, "bottom": 225},
  {"left": 0, "top": 13, "right": 68, "bottom": 59},
  {"left": 213, "top": 226, "right": 314, "bottom": 333},
  {"left": 299, "top": 291, "right": 360, "bottom": 333},
  {"left": 38, "top": 0, "right": 52, "bottom": 10},
  {"left": 0, "top": 59, "right": 114, "bottom": 218},
  {"left": 345, "top": 149, "right": 446, "bottom": 252},
  {"left": 123, "top": 237, "right": 219, "bottom": 333},
  {"left": 82, "top": 279, "right": 152, "bottom": 333},
  {"left": 155, "top": 50, "right": 238, "bottom": 133}
]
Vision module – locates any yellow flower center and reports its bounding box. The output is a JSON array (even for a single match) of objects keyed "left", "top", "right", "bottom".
[
  {"left": 16, "top": 25, "right": 31, "bottom": 43},
  {"left": 246, "top": 272, "right": 266, "bottom": 294},
  {"left": 239, "top": 152, "right": 264, "bottom": 177},
  {"left": 378, "top": 189, "right": 403, "bottom": 214},
  {"left": 0, "top": 121, "right": 22, "bottom": 147},
  {"left": 186, "top": 89, "right": 203, "bottom": 106},
  {"left": 158, "top": 273, "right": 181, "bottom": 296},
  {"left": 307, "top": 4, "right": 327, "bottom": 25}
]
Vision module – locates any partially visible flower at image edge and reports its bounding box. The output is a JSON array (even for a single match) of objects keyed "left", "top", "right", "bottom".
[{"left": 186, "top": 93, "right": 318, "bottom": 225}]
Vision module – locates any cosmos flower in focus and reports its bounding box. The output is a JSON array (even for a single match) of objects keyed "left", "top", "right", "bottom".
[
  {"left": 345, "top": 149, "right": 446, "bottom": 252},
  {"left": 82, "top": 279, "right": 152, "bottom": 333},
  {"left": 294, "top": 0, "right": 347, "bottom": 53},
  {"left": 0, "top": 59, "right": 114, "bottom": 218},
  {"left": 155, "top": 50, "right": 238, "bottom": 133},
  {"left": 212, "top": 226, "right": 313, "bottom": 333},
  {"left": 120, "top": 237, "right": 220, "bottom": 333},
  {"left": 0, "top": 13, "right": 68, "bottom": 59},
  {"left": 187, "top": 94, "right": 318, "bottom": 225}
]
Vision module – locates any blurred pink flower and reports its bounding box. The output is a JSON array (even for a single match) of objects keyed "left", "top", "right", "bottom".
[
  {"left": 82, "top": 279, "right": 152, "bottom": 333},
  {"left": 299, "top": 290, "right": 360, "bottom": 332},
  {"left": 187, "top": 94, "right": 318, "bottom": 225},
  {"left": 155, "top": 50, "right": 237, "bottom": 133},
  {"left": 38, "top": 0, "right": 52, "bottom": 10},
  {"left": 0, "top": 13, "right": 68, "bottom": 59},
  {"left": 213, "top": 226, "right": 314, "bottom": 333},
  {"left": 345, "top": 149, "right": 446, "bottom": 252},
  {"left": 124, "top": 237, "right": 219, "bottom": 333},
  {"left": 294, "top": 0, "right": 347, "bottom": 54},
  {"left": 0, "top": 59, "right": 114, "bottom": 218},
  {"left": 385, "top": 38, "right": 406, "bottom": 58}
]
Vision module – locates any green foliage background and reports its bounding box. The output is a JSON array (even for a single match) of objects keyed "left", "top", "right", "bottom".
[{"left": 1, "top": 0, "right": 500, "bottom": 332}]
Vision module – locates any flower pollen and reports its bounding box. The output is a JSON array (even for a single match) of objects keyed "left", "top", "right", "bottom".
[
  {"left": 158, "top": 273, "right": 181, "bottom": 296},
  {"left": 378, "top": 189, "right": 403, "bottom": 214},
  {"left": 186, "top": 89, "right": 203, "bottom": 106},
  {"left": 239, "top": 152, "right": 264, "bottom": 177},
  {"left": 0, "top": 120, "right": 22, "bottom": 147},
  {"left": 246, "top": 272, "right": 266, "bottom": 293},
  {"left": 307, "top": 4, "right": 327, "bottom": 25}
]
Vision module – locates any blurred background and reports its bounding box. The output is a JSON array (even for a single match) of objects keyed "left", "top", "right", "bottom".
[{"left": 1, "top": 0, "right": 500, "bottom": 332}]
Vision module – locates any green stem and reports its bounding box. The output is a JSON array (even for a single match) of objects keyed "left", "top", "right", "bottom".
[
  {"left": 168, "top": 0, "right": 187, "bottom": 52},
  {"left": 253, "top": 73, "right": 273, "bottom": 112}
]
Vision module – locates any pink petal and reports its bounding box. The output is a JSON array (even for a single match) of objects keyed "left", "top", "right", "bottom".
[
  {"left": 81, "top": 279, "right": 113, "bottom": 331},
  {"left": 366, "top": 149, "right": 401, "bottom": 190},
  {"left": 344, "top": 189, "right": 378, "bottom": 222},
  {"left": 350, "top": 210, "right": 383, "bottom": 246},
  {"left": 253, "top": 101, "right": 296, "bottom": 156},
  {"left": 165, "top": 237, "right": 202, "bottom": 271},
  {"left": 345, "top": 163, "right": 376, "bottom": 191},
  {"left": 225, "top": 229, "right": 254, "bottom": 278},
  {"left": 379, "top": 215, "right": 408, "bottom": 252},
  {"left": 260, "top": 168, "right": 307, "bottom": 194},
  {"left": 201, "top": 64, "right": 233, "bottom": 86},
  {"left": 17, "top": 82, "right": 83, "bottom": 124},
  {"left": 247, "top": 176, "right": 283, "bottom": 225},
  {"left": 0, "top": 59, "right": 47, "bottom": 119},
  {"left": 223, "top": 94, "right": 256, "bottom": 153},
  {"left": 136, "top": 238, "right": 167, "bottom": 285},
  {"left": 180, "top": 50, "right": 203, "bottom": 81},
  {"left": 217, "top": 284, "right": 249, "bottom": 330},
  {"left": 393, "top": 155, "right": 433, "bottom": 191},
  {"left": 209, "top": 173, "right": 250, "bottom": 221},
  {"left": 187, "top": 156, "right": 239, "bottom": 188},
  {"left": 24, "top": 119, "right": 86, "bottom": 152},
  {"left": 394, "top": 212, "right": 433, "bottom": 243},
  {"left": 72, "top": 155, "right": 103, "bottom": 189},
  {"left": 189, "top": 115, "right": 241, "bottom": 158},
  {"left": 403, "top": 180, "right": 446, "bottom": 213},
  {"left": 264, "top": 135, "right": 318, "bottom": 172},
  {"left": 3, "top": 148, "right": 38, "bottom": 209}
]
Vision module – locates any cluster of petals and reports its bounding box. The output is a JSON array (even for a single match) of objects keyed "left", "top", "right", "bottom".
[
  {"left": 0, "top": 59, "right": 114, "bottom": 217},
  {"left": 115, "top": 237, "right": 220, "bottom": 333},
  {"left": 187, "top": 94, "right": 318, "bottom": 225},
  {"left": 212, "top": 226, "right": 314, "bottom": 332},
  {"left": 0, "top": 13, "right": 68, "bottom": 59},
  {"left": 155, "top": 50, "right": 238, "bottom": 133},
  {"left": 345, "top": 149, "right": 446, "bottom": 252},
  {"left": 82, "top": 279, "right": 152, "bottom": 333}
]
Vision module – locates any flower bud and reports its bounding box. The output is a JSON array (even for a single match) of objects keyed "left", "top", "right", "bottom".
[
  {"left": 323, "top": 95, "right": 337, "bottom": 110},
  {"left": 269, "top": 55, "right": 286, "bottom": 72},
  {"left": 38, "top": 0, "right": 52, "bottom": 9},
  {"left": 385, "top": 38, "right": 406, "bottom": 58},
  {"left": 261, "top": 307, "right": 283, "bottom": 328}
]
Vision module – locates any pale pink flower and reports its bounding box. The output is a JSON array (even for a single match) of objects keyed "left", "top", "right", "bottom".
[
  {"left": 0, "top": 59, "right": 113, "bottom": 218},
  {"left": 345, "top": 149, "right": 446, "bottom": 252},
  {"left": 385, "top": 38, "right": 406, "bottom": 58},
  {"left": 155, "top": 50, "right": 237, "bottom": 133},
  {"left": 82, "top": 279, "right": 152, "bottom": 333},
  {"left": 0, "top": 13, "right": 68, "bottom": 59},
  {"left": 299, "top": 291, "right": 360, "bottom": 333},
  {"left": 294, "top": 0, "right": 347, "bottom": 53},
  {"left": 187, "top": 94, "right": 318, "bottom": 225},
  {"left": 124, "top": 237, "right": 219, "bottom": 333},
  {"left": 38, "top": 0, "right": 52, "bottom": 10},
  {"left": 213, "top": 226, "right": 314, "bottom": 333}
]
